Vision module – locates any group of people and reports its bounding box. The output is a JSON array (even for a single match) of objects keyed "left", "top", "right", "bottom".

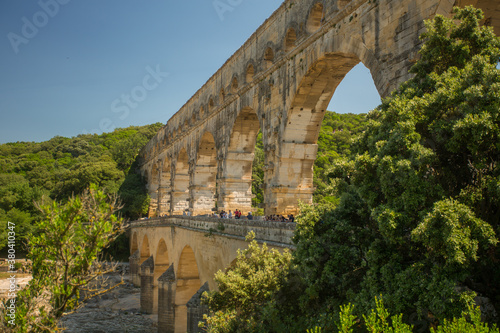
[
  {"left": 264, "top": 214, "right": 294, "bottom": 222},
  {"left": 148, "top": 211, "right": 294, "bottom": 222},
  {"left": 208, "top": 211, "right": 294, "bottom": 222},
  {"left": 213, "top": 209, "right": 253, "bottom": 220}
]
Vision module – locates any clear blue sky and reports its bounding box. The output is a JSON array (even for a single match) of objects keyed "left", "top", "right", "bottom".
[{"left": 0, "top": 0, "right": 381, "bottom": 144}]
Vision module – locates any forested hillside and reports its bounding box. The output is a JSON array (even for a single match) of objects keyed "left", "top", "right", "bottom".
[
  {"left": 0, "top": 111, "right": 364, "bottom": 252},
  {"left": 0, "top": 123, "right": 163, "bottom": 251}
]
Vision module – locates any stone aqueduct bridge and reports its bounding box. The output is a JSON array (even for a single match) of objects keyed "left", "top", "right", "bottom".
[
  {"left": 130, "top": 0, "right": 500, "bottom": 332},
  {"left": 129, "top": 217, "right": 295, "bottom": 332},
  {"left": 138, "top": 0, "right": 500, "bottom": 218}
]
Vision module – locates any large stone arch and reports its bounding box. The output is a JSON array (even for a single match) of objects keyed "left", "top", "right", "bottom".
[
  {"left": 140, "top": 234, "right": 151, "bottom": 264},
  {"left": 172, "top": 148, "right": 190, "bottom": 215},
  {"left": 219, "top": 107, "right": 261, "bottom": 213},
  {"left": 267, "top": 52, "right": 370, "bottom": 215},
  {"left": 152, "top": 238, "right": 170, "bottom": 314},
  {"left": 175, "top": 245, "right": 201, "bottom": 333},
  {"left": 192, "top": 132, "right": 217, "bottom": 216}
]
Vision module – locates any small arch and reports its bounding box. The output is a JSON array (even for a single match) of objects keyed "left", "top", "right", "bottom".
[
  {"left": 285, "top": 28, "right": 297, "bottom": 52},
  {"left": 306, "top": 2, "right": 324, "bottom": 33},
  {"left": 154, "top": 239, "right": 169, "bottom": 282},
  {"left": 131, "top": 232, "right": 138, "bottom": 255},
  {"left": 140, "top": 234, "right": 150, "bottom": 264},
  {"left": 246, "top": 64, "right": 255, "bottom": 83},
  {"left": 176, "top": 245, "right": 201, "bottom": 333},
  {"left": 200, "top": 106, "right": 205, "bottom": 117},
  {"left": 191, "top": 114, "right": 196, "bottom": 125},
  {"left": 264, "top": 47, "right": 275, "bottom": 69},
  {"left": 231, "top": 76, "right": 239, "bottom": 94},
  {"left": 208, "top": 98, "right": 215, "bottom": 112},
  {"left": 219, "top": 88, "right": 225, "bottom": 103}
]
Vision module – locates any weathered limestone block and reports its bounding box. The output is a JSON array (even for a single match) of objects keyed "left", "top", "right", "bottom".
[
  {"left": 140, "top": 256, "right": 155, "bottom": 314},
  {"left": 218, "top": 177, "right": 253, "bottom": 213},
  {"left": 186, "top": 282, "right": 209, "bottom": 333},
  {"left": 191, "top": 185, "right": 215, "bottom": 216},
  {"left": 158, "top": 264, "right": 176, "bottom": 333},
  {"left": 158, "top": 185, "right": 171, "bottom": 216},
  {"left": 129, "top": 250, "right": 141, "bottom": 287},
  {"left": 148, "top": 192, "right": 158, "bottom": 217},
  {"left": 171, "top": 190, "right": 189, "bottom": 215}
]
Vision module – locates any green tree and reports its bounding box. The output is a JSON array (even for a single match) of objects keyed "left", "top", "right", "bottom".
[
  {"left": 202, "top": 232, "right": 292, "bottom": 332},
  {"left": 0, "top": 185, "right": 124, "bottom": 332},
  {"left": 252, "top": 131, "right": 265, "bottom": 207},
  {"left": 285, "top": 5, "right": 499, "bottom": 327}
]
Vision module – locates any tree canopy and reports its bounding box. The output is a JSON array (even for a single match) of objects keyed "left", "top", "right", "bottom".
[{"left": 0, "top": 123, "right": 162, "bottom": 252}]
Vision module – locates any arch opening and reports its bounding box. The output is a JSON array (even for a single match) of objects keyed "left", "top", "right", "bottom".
[
  {"left": 192, "top": 132, "right": 217, "bottom": 216},
  {"left": 219, "top": 107, "right": 260, "bottom": 215},
  {"left": 264, "top": 47, "right": 274, "bottom": 69},
  {"left": 175, "top": 246, "right": 201, "bottom": 333},
  {"left": 231, "top": 77, "right": 239, "bottom": 93},
  {"left": 246, "top": 64, "right": 255, "bottom": 83},
  {"left": 140, "top": 234, "right": 150, "bottom": 264},
  {"left": 285, "top": 28, "right": 297, "bottom": 52},
  {"left": 306, "top": 3, "right": 324, "bottom": 33},
  {"left": 269, "top": 53, "right": 380, "bottom": 215},
  {"left": 208, "top": 98, "right": 215, "bottom": 112},
  {"left": 219, "top": 88, "right": 225, "bottom": 103},
  {"left": 131, "top": 232, "right": 138, "bottom": 255},
  {"left": 153, "top": 238, "right": 169, "bottom": 313}
]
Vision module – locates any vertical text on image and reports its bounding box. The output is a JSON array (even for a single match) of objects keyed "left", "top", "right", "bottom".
[{"left": 6, "top": 222, "right": 17, "bottom": 326}]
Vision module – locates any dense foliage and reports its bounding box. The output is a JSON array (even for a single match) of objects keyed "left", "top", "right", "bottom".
[
  {"left": 202, "top": 232, "right": 292, "bottom": 332},
  {"left": 0, "top": 185, "right": 124, "bottom": 332},
  {"left": 0, "top": 123, "right": 162, "bottom": 252},
  {"left": 208, "top": 6, "right": 500, "bottom": 332},
  {"left": 291, "top": 5, "right": 499, "bottom": 329}
]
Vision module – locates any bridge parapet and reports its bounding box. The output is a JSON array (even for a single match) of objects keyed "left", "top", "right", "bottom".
[{"left": 129, "top": 216, "right": 296, "bottom": 248}]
